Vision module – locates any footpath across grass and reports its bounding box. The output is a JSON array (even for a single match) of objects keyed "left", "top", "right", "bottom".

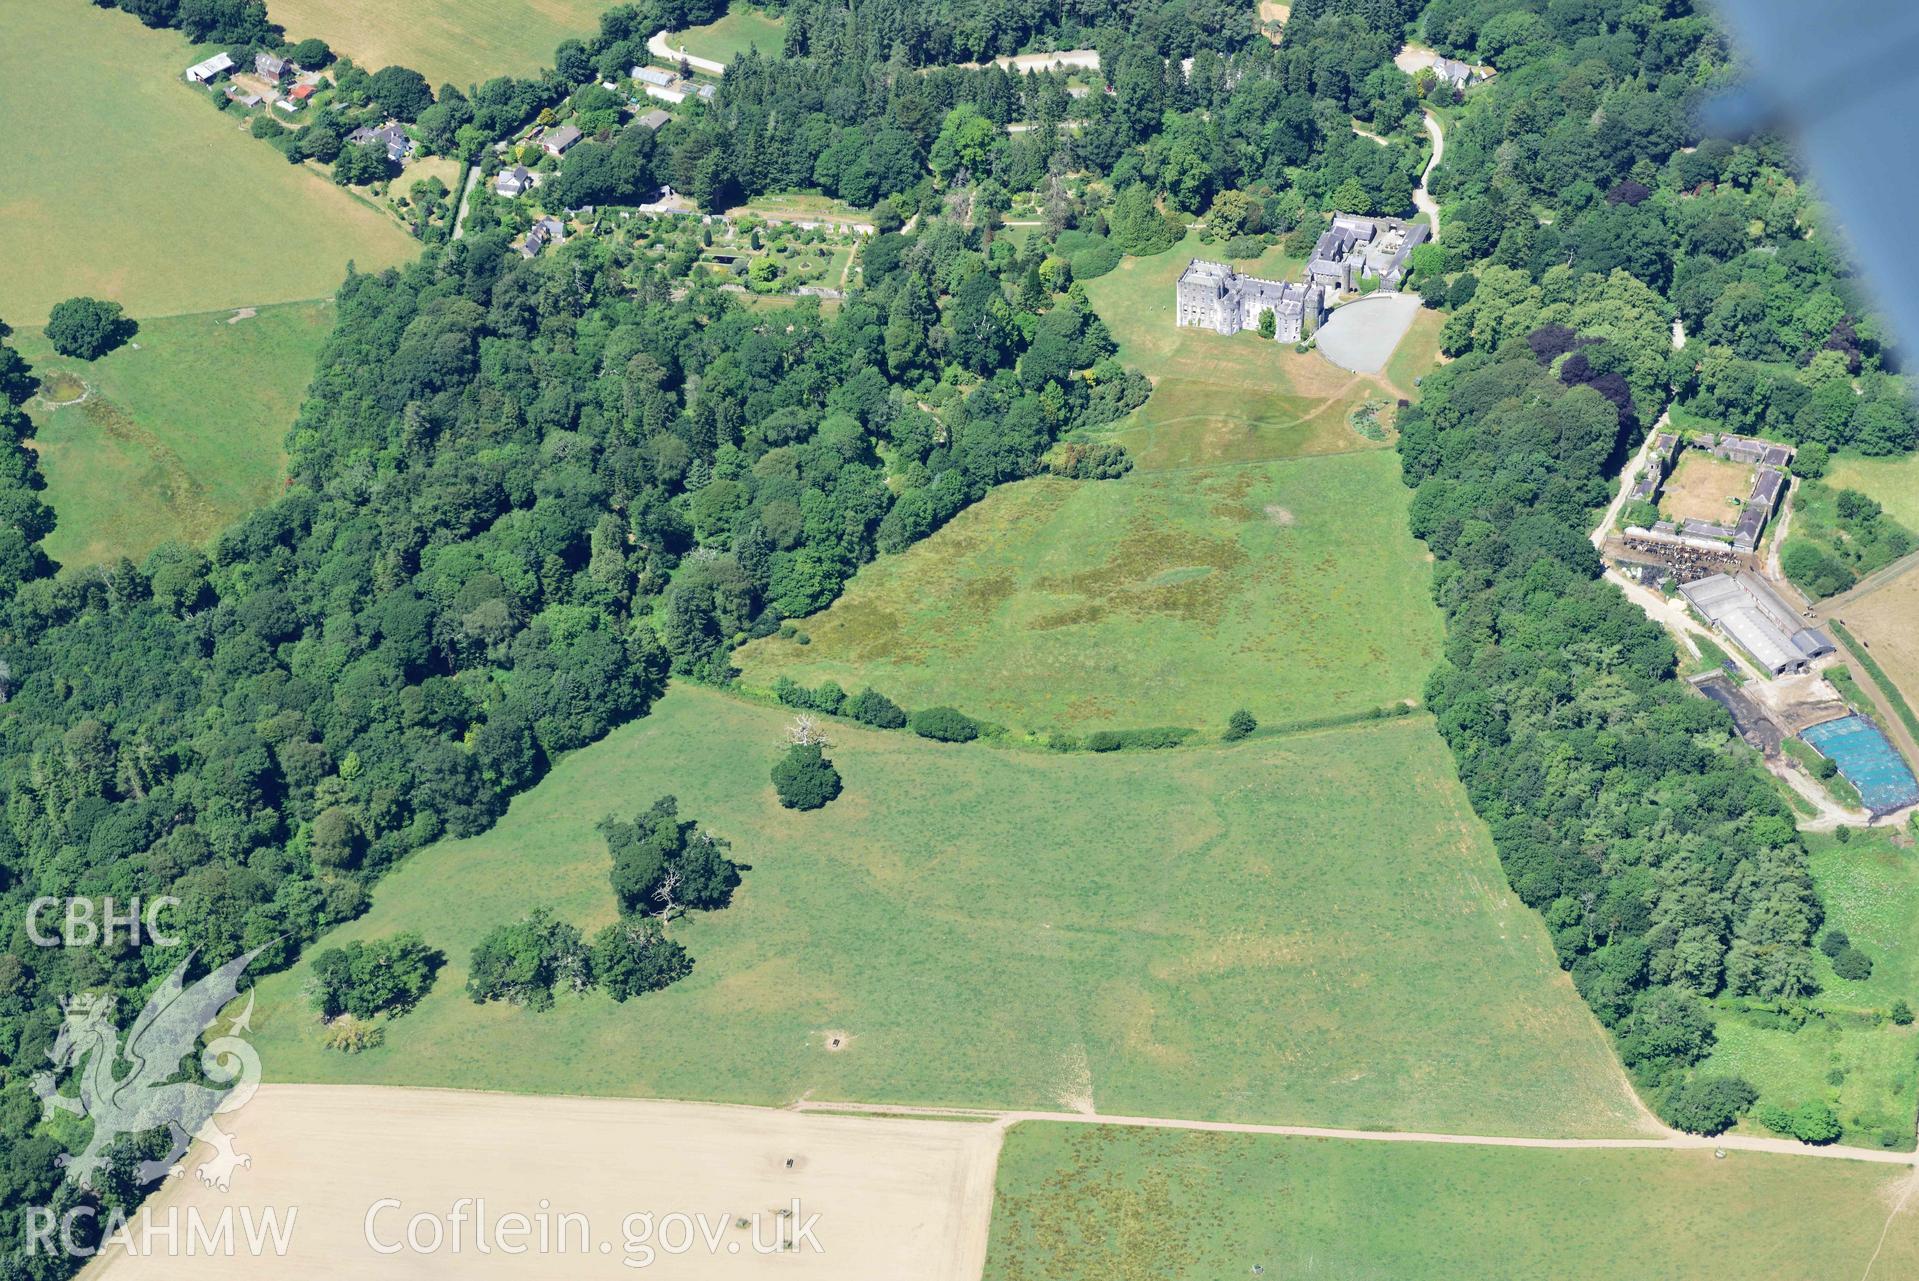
[
  {"left": 734, "top": 451, "right": 1442, "bottom": 738},
  {"left": 248, "top": 687, "right": 1651, "bottom": 1138},
  {"left": 0, "top": 3, "right": 415, "bottom": 322},
  {"left": 17, "top": 301, "right": 331, "bottom": 566},
  {"left": 982, "top": 1122, "right": 1919, "bottom": 1280}
]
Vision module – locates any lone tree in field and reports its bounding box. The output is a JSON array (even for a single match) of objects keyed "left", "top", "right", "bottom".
[
  {"left": 46, "top": 297, "right": 132, "bottom": 360},
  {"left": 772, "top": 742, "right": 842, "bottom": 810},
  {"left": 601, "top": 795, "right": 741, "bottom": 915}
]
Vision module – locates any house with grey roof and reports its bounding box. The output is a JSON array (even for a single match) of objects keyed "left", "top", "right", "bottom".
[
  {"left": 1432, "top": 57, "right": 1476, "bottom": 89},
  {"left": 540, "top": 124, "right": 583, "bottom": 156},
  {"left": 635, "top": 108, "right": 673, "bottom": 131},
  {"left": 496, "top": 165, "right": 535, "bottom": 197},
  {"left": 255, "top": 52, "right": 287, "bottom": 81},
  {"left": 521, "top": 216, "right": 567, "bottom": 257},
  {"left": 349, "top": 123, "right": 415, "bottom": 164}
]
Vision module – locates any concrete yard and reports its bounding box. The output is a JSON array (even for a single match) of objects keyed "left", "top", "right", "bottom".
[{"left": 1314, "top": 292, "right": 1422, "bottom": 373}]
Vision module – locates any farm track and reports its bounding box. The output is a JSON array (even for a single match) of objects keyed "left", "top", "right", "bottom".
[{"left": 795, "top": 1099, "right": 1917, "bottom": 1166}]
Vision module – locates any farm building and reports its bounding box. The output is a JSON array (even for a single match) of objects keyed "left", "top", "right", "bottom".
[
  {"left": 1306, "top": 214, "right": 1430, "bottom": 291},
  {"left": 1174, "top": 259, "right": 1325, "bottom": 342},
  {"left": 186, "top": 52, "right": 234, "bottom": 83},
  {"left": 289, "top": 83, "right": 316, "bottom": 103},
  {"left": 645, "top": 82, "right": 690, "bottom": 104},
  {"left": 1627, "top": 432, "right": 1794, "bottom": 554},
  {"left": 634, "top": 65, "right": 678, "bottom": 87},
  {"left": 1679, "top": 572, "right": 1835, "bottom": 676},
  {"left": 1626, "top": 431, "right": 1681, "bottom": 502}
]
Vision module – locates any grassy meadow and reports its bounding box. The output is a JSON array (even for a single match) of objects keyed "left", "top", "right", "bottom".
[
  {"left": 1078, "top": 234, "right": 1405, "bottom": 471},
  {"left": 1829, "top": 453, "right": 1919, "bottom": 535},
  {"left": 247, "top": 687, "right": 1650, "bottom": 1138},
  {"left": 982, "top": 1122, "right": 1919, "bottom": 1280},
  {"left": 671, "top": 4, "right": 786, "bottom": 63},
  {"left": 1701, "top": 828, "right": 1919, "bottom": 1150},
  {"left": 734, "top": 451, "right": 1441, "bottom": 737},
  {"left": 265, "top": 0, "right": 608, "bottom": 88},
  {"left": 0, "top": 3, "right": 415, "bottom": 323},
  {"left": 17, "top": 301, "right": 331, "bottom": 566}
]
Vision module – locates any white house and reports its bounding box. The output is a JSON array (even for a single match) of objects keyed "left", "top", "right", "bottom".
[{"left": 496, "top": 165, "right": 535, "bottom": 197}]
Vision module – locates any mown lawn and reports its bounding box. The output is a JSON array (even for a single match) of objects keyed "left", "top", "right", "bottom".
[
  {"left": 982, "top": 1123, "right": 1919, "bottom": 1280},
  {"left": 17, "top": 301, "right": 331, "bottom": 566},
  {"left": 1079, "top": 233, "right": 1400, "bottom": 471},
  {"left": 265, "top": 0, "right": 608, "bottom": 88},
  {"left": 1700, "top": 828, "right": 1919, "bottom": 1150},
  {"left": 671, "top": 3, "right": 786, "bottom": 63},
  {"left": 247, "top": 687, "right": 1650, "bottom": 1138},
  {"left": 0, "top": 4, "right": 415, "bottom": 322},
  {"left": 733, "top": 451, "right": 1442, "bottom": 738}
]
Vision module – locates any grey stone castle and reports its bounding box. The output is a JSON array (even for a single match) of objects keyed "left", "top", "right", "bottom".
[{"left": 1174, "top": 260, "right": 1325, "bottom": 342}]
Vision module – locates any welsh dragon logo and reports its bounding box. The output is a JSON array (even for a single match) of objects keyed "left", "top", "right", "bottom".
[{"left": 33, "top": 948, "right": 265, "bottom": 1193}]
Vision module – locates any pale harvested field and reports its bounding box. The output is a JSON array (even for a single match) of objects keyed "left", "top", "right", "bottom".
[
  {"left": 87, "top": 1085, "right": 1000, "bottom": 1279},
  {"left": 1838, "top": 560, "right": 1919, "bottom": 711}
]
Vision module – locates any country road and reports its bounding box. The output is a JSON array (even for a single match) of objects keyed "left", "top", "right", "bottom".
[
  {"left": 450, "top": 164, "right": 480, "bottom": 240},
  {"left": 647, "top": 28, "right": 727, "bottom": 76},
  {"left": 1416, "top": 109, "right": 1444, "bottom": 240},
  {"left": 795, "top": 1099, "right": 1919, "bottom": 1167}
]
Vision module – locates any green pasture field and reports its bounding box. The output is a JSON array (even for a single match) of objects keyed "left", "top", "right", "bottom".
[
  {"left": 1700, "top": 828, "right": 1919, "bottom": 1150},
  {"left": 0, "top": 4, "right": 416, "bottom": 323},
  {"left": 265, "top": 0, "right": 608, "bottom": 88},
  {"left": 733, "top": 451, "right": 1442, "bottom": 737},
  {"left": 982, "top": 1123, "right": 1919, "bottom": 1280},
  {"left": 247, "top": 687, "right": 1651, "bottom": 1137},
  {"left": 1079, "top": 234, "right": 1405, "bottom": 470},
  {"left": 17, "top": 301, "right": 331, "bottom": 567},
  {"left": 1828, "top": 453, "right": 1919, "bottom": 535},
  {"left": 670, "top": 4, "right": 786, "bottom": 64}
]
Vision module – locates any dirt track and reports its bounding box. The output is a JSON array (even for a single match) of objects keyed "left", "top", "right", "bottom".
[{"left": 797, "top": 1099, "right": 1919, "bottom": 1166}]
